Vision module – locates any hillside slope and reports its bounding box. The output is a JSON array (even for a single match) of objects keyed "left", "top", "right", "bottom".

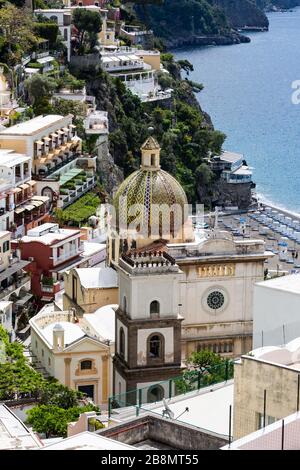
[{"left": 209, "top": 0, "right": 269, "bottom": 28}]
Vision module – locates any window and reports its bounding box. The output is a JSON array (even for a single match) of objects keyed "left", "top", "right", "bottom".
[
  {"left": 148, "top": 334, "right": 164, "bottom": 360},
  {"left": 48, "top": 357, "right": 51, "bottom": 366},
  {"left": 257, "top": 413, "right": 276, "bottom": 430},
  {"left": 207, "top": 291, "right": 225, "bottom": 310},
  {"left": 80, "top": 360, "right": 92, "bottom": 370},
  {"left": 150, "top": 300, "right": 160, "bottom": 317},
  {"left": 123, "top": 296, "right": 127, "bottom": 314},
  {"left": 72, "top": 275, "right": 77, "bottom": 301},
  {"left": 119, "top": 327, "right": 125, "bottom": 358},
  {"left": 151, "top": 154, "right": 156, "bottom": 166},
  {"left": 64, "top": 28, "right": 68, "bottom": 41},
  {"left": 3, "top": 241, "right": 9, "bottom": 253}
]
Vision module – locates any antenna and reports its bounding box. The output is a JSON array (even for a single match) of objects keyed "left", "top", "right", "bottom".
[{"left": 162, "top": 398, "right": 174, "bottom": 419}]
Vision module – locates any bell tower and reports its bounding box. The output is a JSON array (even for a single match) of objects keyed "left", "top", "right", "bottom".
[{"left": 113, "top": 250, "right": 184, "bottom": 404}]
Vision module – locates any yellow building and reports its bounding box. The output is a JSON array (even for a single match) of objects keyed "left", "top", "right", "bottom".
[
  {"left": 29, "top": 303, "right": 116, "bottom": 407},
  {"left": 63, "top": 266, "right": 118, "bottom": 316},
  {"left": 233, "top": 341, "right": 300, "bottom": 440}
]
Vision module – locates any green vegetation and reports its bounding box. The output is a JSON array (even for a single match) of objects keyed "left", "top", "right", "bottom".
[
  {"left": 133, "top": 0, "right": 230, "bottom": 40},
  {"left": 26, "top": 403, "right": 99, "bottom": 438},
  {"left": 0, "top": 3, "right": 38, "bottom": 66},
  {"left": 85, "top": 52, "right": 225, "bottom": 202},
  {"left": 175, "top": 349, "right": 233, "bottom": 394},
  {"left": 72, "top": 8, "right": 102, "bottom": 55},
  {"left": 55, "top": 192, "right": 101, "bottom": 226}
]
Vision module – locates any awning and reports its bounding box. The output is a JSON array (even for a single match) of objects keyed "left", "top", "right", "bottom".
[
  {"left": 39, "top": 158, "right": 47, "bottom": 164},
  {"left": 35, "top": 140, "right": 44, "bottom": 146},
  {"left": 15, "top": 207, "right": 25, "bottom": 214},
  {"left": 51, "top": 133, "right": 58, "bottom": 137},
  {"left": 28, "top": 180, "right": 36, "bottom": 187},
  {"left": 31, "top": 195, "right": 50, "bottom": 202},
  {"left": 102, "top": 56, "right": 113, "bottom": 63},
  {"left": 63, "top": 127, "right": 69, "bottom": 133},
  {"left": 19, "top": 184, "right": 30, "bottom": 190},
  {"left": 43, "top": 136, "right": 51, "bottom": 142},
  {"left": 57, "top": 130, "right": 64, "bottom": 134},
  {"left": 37, "top": 56, "right": 54, "bottom": 65},
  {"left": 24, "top": 204, "right": 35, "bottom": 211},
  {"left": 31, "top": 200, "right": 44, "bottom": 207},
  {"left": 13, "top": 188, "right": 22, "bottom": 194},
  {"left": 128, "top": 54, "right": 140, "bottom": 60}
]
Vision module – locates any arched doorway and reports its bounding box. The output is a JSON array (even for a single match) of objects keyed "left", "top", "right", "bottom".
[{"left": 147, "top": 385, "right": 164, "bottom": 403}]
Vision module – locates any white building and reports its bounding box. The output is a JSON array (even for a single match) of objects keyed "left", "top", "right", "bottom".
[
  {"left": 34, "top": 9, "right": 72, "bottom": 61},
  {"left": 253, "top": 274, "right": 300, "bottom": 348},
  {"left": 29, "top": 303, "right": 116, "bottom": 406}
]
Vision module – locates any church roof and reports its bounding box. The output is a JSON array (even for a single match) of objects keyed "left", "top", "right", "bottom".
[{"left": 141, "top": 136, "right": 160, "bottom": 150}]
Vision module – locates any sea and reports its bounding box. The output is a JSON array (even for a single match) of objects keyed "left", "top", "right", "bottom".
[{"left": 173, "top": 8, "right": 300, "bottom": 214}]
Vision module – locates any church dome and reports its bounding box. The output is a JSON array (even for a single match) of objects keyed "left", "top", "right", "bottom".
[{"left": 113, "top": 137, "right": 188, "bottom": 241}]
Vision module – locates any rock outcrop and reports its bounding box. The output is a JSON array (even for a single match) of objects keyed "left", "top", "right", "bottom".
[{"left": 209, "top": 0, "right": 269, "bottom": 29}]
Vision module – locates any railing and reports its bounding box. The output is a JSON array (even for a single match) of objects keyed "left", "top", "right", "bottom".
[
  {"left": 0, "top": 274, "right": 31, "bottom": 300},
  {"left": 108, "top": 360, "right": 234, "bottom": 417}
]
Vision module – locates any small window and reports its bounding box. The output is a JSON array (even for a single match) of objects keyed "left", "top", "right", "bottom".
[
  {"left": 3, "top": 241, "right": 9, "bottom": 253},
  {"left": 123, "top": 296, "right": 127, "bottom": 314},
  {"left": 42, "top": 349, "right": 44, "bottom": 357},
  {"left": 151, "top": 154, "right": 156, "bottom": 166},
  {"left": 48, "top": 357, "right": 51, "bottom": 366},
  {"left": 119, "top": 327, "right": 125, "bottom": 358},
  {"left": 148, "top": 334, "right": 163, "bottom": 359},
  {"left": 81, "top": 360, "right": 92, "bottom": 370},
  {"left": 150, "top": 300, "right": 160, "bottom": 317}
]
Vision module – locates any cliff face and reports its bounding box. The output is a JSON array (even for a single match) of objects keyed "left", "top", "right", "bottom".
[
  {"left": 256, "top": 0, "right": 300, "bottom": 8},
  {"left": 209, "top": 0, "right": 269, "bottom": 28},
  {"left": 134, "top": 0, "right": 250, "bottom": 47}
]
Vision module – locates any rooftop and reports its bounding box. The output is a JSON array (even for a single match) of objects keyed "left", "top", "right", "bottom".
[
  {"left": 0, "top": 404, "right": 42, "bottom": 450},
  {"left": 0, "top": 149, "right": 30, "bottom": 167},
  {"left": 83, "top": 304, "right": 117, "bottom": 343},
  {"left": 255, "top": 273, "right": 300, "bottom": 295},
  {"left": 247, "top": 336, "right": 300, "bottom": 371},
  {"left": 0, "top": 115, "right": 71, "bottom": 136},
  {"left": 42, "top": 321, "right": 85, "bottom": 347},
  {"left": 74, "top": 267, "right": 118, "bottom": 289},
  {"left": 41, "top": 431, "right": 134, "bottom": 450},
  {"left": 218, "top": 150, "right": 244, "bottom": 163},
  {"left": 22, "top": 223, "right": 80, "bottom": 245}
]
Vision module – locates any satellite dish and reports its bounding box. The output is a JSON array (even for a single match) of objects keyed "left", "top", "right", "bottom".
[{"left": 162, "top": 398, "right": 174, "bottom": 419}]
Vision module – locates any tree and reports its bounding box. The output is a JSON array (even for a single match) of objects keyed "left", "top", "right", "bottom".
[
  {"left": 187, "top": 349, "right": 223, "bottom": 377},
  {"left": 24, "top": 74, "right": 57, "bottom": 114},
  {"left": 72, "top": 8, "right": 102, "bottom": 51},
  {"left": 26, "top": 404, "right": 100, "bottom": 437},
  {"left": 0, "top": 4, "right": 37, "bottom": 65},
  {"left": 40, "top": 382, "right": 83, "bottom": 409}
]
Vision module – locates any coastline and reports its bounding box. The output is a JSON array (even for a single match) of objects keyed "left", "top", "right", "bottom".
[{"left": 257, "top": 194, "right": 300, "bottom": 222}]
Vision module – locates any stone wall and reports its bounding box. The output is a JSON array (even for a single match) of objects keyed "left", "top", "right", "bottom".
[{"left": 99, "top": 414, "right": 228, "bottom": 450}]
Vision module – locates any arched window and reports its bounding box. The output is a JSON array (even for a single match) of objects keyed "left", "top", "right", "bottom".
[
  {"left": 50, "top": 15, "right": 58, "bottom": 23},
  {"left": 147, "top": 334, "right": 164, "bottom": 361},
  {"left": 150, "top": 300, "right": 160, "bottom": 317},
  {"left": 123, "top": 296, "right": 127, "bottom": 314},
  {"left": 147, "top": 385, "right": 164, "bottom": 403},
  {"left": 119, "top": 327, "right": 125, "bottom": 358},
  {"left": 80, "top": 360, "right": 92, "bottom": 370},
  {"left": 151, "top": 153, "right": 156, "bottom": 166}
]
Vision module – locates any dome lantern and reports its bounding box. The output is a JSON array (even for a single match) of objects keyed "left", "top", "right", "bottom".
[{"left": 140, "top": 136, "right": 161, "bottom": 171}]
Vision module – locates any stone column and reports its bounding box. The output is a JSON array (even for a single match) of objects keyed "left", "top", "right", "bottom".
[
  {"left": 101, "top": 354, "right": 109, "bottom": 404},
  {"left": 64, "top": 357, "right": 72, "bottom": 387}
]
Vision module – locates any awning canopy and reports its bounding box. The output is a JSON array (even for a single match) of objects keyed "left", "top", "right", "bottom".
[
  {"left": 15, "top": 293, "right": 33, "bottom": 306},
  {"left": 19, "top": 184, "right": 30, "bottom": 190},
  {"left": 24, "top": 204, "right": 35, "bottom": 211},
  {"left": 37, "top": 56, "right": 54, "bottom": 65},
  {"left": 43, "top": 136, "right": 51, "bottom": 142},
  {"left": 35, "top": 140, "right": 44, "bottom": 146},
  {"left": 15, "top": 207, "right": 25, "bottom": 214},
  {"left": 13, "top": 188, "right": 22, "bottom": 194},
  {"left": 32, "top": 195, "right": 50, "bottom": 202},
  {"left": 27, "top": 180, "right": 36, "bottom": 187}
]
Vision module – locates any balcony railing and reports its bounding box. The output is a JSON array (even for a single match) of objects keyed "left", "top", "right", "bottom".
[{"left": 0, "top": 274, "right": 31, "bottom": 300}]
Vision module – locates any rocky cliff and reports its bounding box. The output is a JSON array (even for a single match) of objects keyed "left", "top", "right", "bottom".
[{"left": 209, "top": 0, "right": 269, "bottom": 29}]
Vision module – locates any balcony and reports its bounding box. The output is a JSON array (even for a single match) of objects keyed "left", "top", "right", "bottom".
[{"left": 0, "top": 273, "right": 31, "bottom": 300}]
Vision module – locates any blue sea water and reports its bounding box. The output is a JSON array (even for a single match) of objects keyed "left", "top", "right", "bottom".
[{"left": 174, "top": 8, "right": 300, "bottom": 213}]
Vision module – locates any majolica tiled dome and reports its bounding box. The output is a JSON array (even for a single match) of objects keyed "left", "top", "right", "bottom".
[{"left": 113, "top": 137, "right": 188, "bottom": 236}]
